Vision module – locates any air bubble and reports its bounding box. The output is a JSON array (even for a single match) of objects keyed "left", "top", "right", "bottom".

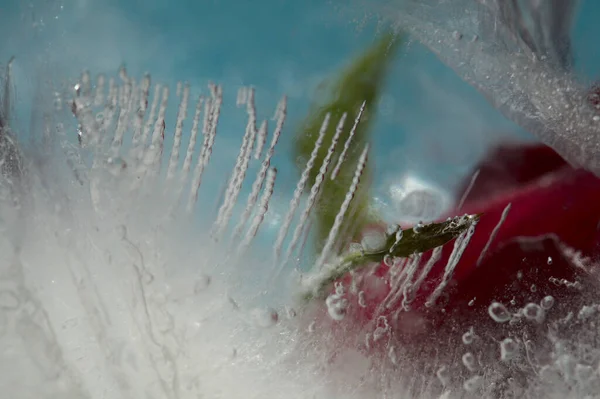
[
  {"left": 106, "top": 157, "right": 127, "bottom": 176},
  {"left": 463, "top": 375, "right": 483, "bottom": 392},
  {"left": 462, "top": 328, "right": 475, "bottom": 345},
  {"left": 326, "top": 293, "right": 348, "bottom": 321},
  {"left": 383, "top": 254, "right": 394, "bottom": 267},
  {"left": 285, "top": 306, "right": 297, "bottom": 319},
  {"left": 540, "top": 295, "right": 555, "bottom": 310},
  {"left": 530, "top": 284, "right": 537, "bottom": 292},
  {"left": 500, "top": 338, "right": 518, "bottom": 361},
  {"left": 358, "top": 291, "right": 367, "bottom": 308},
  {"left": 488, "top": 302, "right": 511, "bottom": 323},
  {"left": 462, "top": 352, "right": 476, "bottom": 371},
  {"left": 251, "top": 307, "right": 279, "bottom": 328},
  {"left": 523, "top": 303, "right": 544, "bottom": 323}
]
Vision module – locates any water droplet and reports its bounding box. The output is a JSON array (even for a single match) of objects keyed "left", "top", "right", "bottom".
[
  {"left": 547, "top": 256, "right": 553, "bottom": 265},
  {"left": 488, "top": 302, "right": 511, "bottom": 323},
  {"left": 540, "top": 295, "right": 555, "bottom": 310},
  {"left": 500, "top": 338, "right": 518, "bottom": 361},
  {"left": 462, "top": 352, "right": 476, "bottom": 371},
  {"left": 523, "top": 303, "right": 544, "bottom": 323},
  {"left": 251, "top": 307, "right": 279, "bottom": 328},
  {"left": 194, "top": 274, "right": 211, "bottom": 293},
  {"left": 326, "top": 293, "right": 348, "bottom": 321},
  {"left": 413, "top": 221, "right": 424, "bottom": 233},
  {"left": 468, "top": 297, "right": 476, "bottom": 306},
  {"left": 463, "top": 375, "right": 483, "bottom": 392},
  {"left": 593, "top": 115, "right": 600, "bottom": 122},
  {"left": 517, "top": 271, "right": 523, "bottom": 280}
]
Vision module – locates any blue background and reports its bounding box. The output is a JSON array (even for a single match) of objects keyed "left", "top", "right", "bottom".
[{"left": 1, "top": 0, "right": 599, "bottom": 227}]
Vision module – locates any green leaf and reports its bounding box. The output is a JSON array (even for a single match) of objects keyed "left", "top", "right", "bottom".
[
  {"left": 301, "top": 214, "right": 480, "bottom": 301},
  {"left": 293, "top": 31, "right": 403, "bottom": 255}
]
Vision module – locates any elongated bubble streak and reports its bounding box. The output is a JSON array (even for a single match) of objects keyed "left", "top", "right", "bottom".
[
  {"left": 187, "top": 85, "right": 222, "bottom": 213},
  {"left": 130, "top": 74, "right": 151, "bottom": 149},
  {"left": 167, "top": 95, "right": 204, "bottom": 216},
  {"left": 476, "top": 202, "right": 511, "bottom": 266},
  {"left": 411, "top": 245, "right": 443, "bottom": 295},
  {"left": 384, "top": 253, "right": 423, "bottom": 310},
  {"left": 166, "top": 83, "right": 190, "bottom": 181},
  {"left": 135, "top": 83, "right": 161, "bottom": 161},
  {"left": 229, "top": 96, "right": 286, "bottom": 242},
  {"left": 211, "top": 89, "right": 259, "bottom": 241},
  {"left": 280, "top": 113, "right": 347, "bottom": 272},
  {"left": 330, "top": 100, "right": 366, "bottom": 181},
  {"left": 316, "top": 143, "right": 370, "bottom": 269},
  {"left": 254, "top": 112, "right": 268, "bottom": 160},
  {"left": 230, "top": 119, "right": 270, "bottom": 242},
  {"left": 272, "top": 112, "right": 331, "bottom": 266},
  {"left": 110, "top": 77, "right": 135, "bottom": 157},
  {"left": 426, "top": 219, "right": 478, "bottom": 307},
  {"left": 237, "top": 167, "right": 278, "bottom": 258}
]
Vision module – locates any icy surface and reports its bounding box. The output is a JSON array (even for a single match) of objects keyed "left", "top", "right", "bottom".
[{"left": 0, "top": 63, "right": 600, "bottom": 399}]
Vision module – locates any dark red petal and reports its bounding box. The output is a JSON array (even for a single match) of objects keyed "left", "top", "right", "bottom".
[{"left": 456, "top": 143, "right": 568, "bottom": 207}]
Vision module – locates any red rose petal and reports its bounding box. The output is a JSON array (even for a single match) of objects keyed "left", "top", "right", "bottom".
[{"left": 311, "top": 143, "right": 600, "bottom": 359}]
